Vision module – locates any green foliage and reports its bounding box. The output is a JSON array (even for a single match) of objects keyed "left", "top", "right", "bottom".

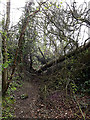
[
  {"left": 39, "top": 84, "right": 49, "bottom": 101},
  {"left": 70, "top": 82, "right": 78, "bottom": 94},
  {"left": 2, "top": 76, "right": 23, "bottom": 119},
  {"left": 79, "top": 80, "right": 90, "bottom": 94},
  {"left": 0, "top": 84, "right": 1, "bottom": 91},
  {"left": 44, "top": 7, "right": 48, "bottom": 10},
  {"left": 20, "top": 93, "right": 28, "bottom": 99},
  {"left": 2, "top": 61, "right": 9, "bottom": 69},
  {"left": 2, "top": 96, "right": 14, "bottom": 119},
  {"left": 11, "top": 86, "right": 16, "bottom": 91},
  {"left": 2, "top": 94, "right": 15, "bottom": 119},
  {"left": 1, "top": 31, "right": 7, "bottom": 39},
  {"left": 39, "top": 48, "right": 90, "bottom": 99}
]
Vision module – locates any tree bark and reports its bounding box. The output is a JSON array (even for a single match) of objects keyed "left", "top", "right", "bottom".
[
  {"left": 6, "top": 3, "right": 45, "bottom": 92},
  {"left": 2, "top": 0, "right": 10, "bottom": 94},
  {"left": 38, "top": 47, "right": 46, "bottom": 64},
  {"left": 1, "top": 2, "right": 51, "bottom": 94}
]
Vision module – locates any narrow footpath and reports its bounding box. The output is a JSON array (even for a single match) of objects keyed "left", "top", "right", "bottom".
[{"left": 13, "top": 75, "right": 90, "bottom": 119}]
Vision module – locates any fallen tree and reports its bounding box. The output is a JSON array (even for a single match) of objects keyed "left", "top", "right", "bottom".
[{"left": 37, "top": 41, "right": 90, "bottom": 73}]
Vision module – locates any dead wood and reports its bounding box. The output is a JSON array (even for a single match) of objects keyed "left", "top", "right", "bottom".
[{"left": 37, "top": 42, "right": 90, "bottom": 73}]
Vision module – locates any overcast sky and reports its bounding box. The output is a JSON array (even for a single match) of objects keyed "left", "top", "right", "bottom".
[
  {"left": 0, "top": 0, "right": 89, "bottom": 44},
  {"left": 0, "top": 0, "right": 90, "bottom": 25}
]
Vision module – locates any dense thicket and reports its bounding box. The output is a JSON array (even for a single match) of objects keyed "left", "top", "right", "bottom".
[
  {"left": 1, "top": 1, "right": 90, "bottom": 120},
  {"left": 1, "top": 1, "right": 90, "bottom": 95}
]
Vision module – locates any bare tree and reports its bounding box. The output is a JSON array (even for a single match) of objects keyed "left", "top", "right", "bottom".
[{"left": 36, "top": 1, "right": 90, "bottom": 73}]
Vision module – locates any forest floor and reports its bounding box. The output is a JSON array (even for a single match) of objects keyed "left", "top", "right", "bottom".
[{"left": 12, "top": 73, "right": 90, "bottom": 119}]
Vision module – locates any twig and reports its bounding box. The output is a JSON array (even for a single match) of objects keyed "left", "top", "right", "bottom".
[{"left": 73, "top": 95, "right": 86, "bottom": 120}]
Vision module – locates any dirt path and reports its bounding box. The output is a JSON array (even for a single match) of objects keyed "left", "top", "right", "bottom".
[
  {"left": 13, "top": 80, "right": 40, "bottom": 118},
  {"left": 13, "top": 76, "right": 90, "bottom": 119}
]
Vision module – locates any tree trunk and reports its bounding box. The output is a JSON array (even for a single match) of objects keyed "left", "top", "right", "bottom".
[
  {"left": 38, "top": 47, "right": 46, "bottom": 64},
  {"left": 2, "top": 0, "right": 10, "bottom": 94},
  {"left": 8, "top": 4, "right": 41, "bottom": 86},
  {"left": 37, "top": 42, "right": 90, "bottom": 73},
  {"left": 2, "top": 2, "right": 49, "bottom": 94},
  {"left": 2, "top": 37, "right": 8, "bottom": 94}
]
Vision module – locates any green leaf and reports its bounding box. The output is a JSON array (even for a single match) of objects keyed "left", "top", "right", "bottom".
[
  {"left": 44, "top": 7, "right": 48, "bottom": 10},
  {"left": 49, "top": 4, "right": 52, "bottom": 7},
  {"left": 11, "top": 87, "right": 16, "bottom": 91},
  {"left": 0, "top": 30, "right": 3, "bottom": 34},
  {"left": 3, "top": 62, "right": 8, "bottom": 68},
  {"left": 36, "top": 8, "right": 39, "bottom": 10},
  {"left": 78, "top": 17, "right": 81, "bottom": 19},
  {"left": 56, "top": 5, "right": 59, "bottom": 8},
  {"left": 20, "top": 94, "right": 28, "bottom": 99}
]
